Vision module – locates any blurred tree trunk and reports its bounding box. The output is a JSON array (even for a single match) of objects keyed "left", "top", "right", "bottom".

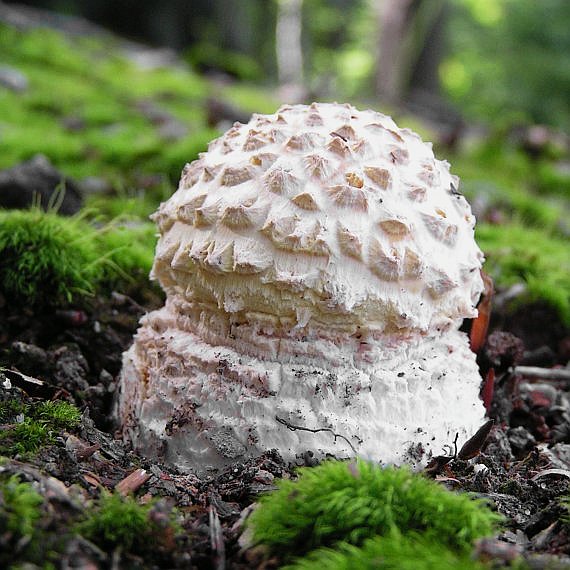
[
  {"left": 214, "top": 0, "right": 257, "bottom": 54},
  {"left": 376, "top": 0, "right": 414, "bottom": 103},
  {"left": 375, "top": 0, "right": 447, "bottom": 105},
  {"left": 276, "top": 0, "right": 304, "bottom": 86}
]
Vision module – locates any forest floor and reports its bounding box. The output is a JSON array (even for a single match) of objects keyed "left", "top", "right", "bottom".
[{"left": 1, "top": 285, "right": 570, "bottom": 569}]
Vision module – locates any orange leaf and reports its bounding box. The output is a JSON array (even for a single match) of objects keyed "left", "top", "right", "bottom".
[{"left": 470, "top": 271, "right": 494, "bottom": 352}]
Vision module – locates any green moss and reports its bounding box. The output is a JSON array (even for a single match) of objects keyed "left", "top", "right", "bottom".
[
  {"left": 0, "top": 472, "right": 70, "bottom": 568},
  {"left": 0, "top": 208, "right": 159, "bottom": 308},
  {"left": 536, "top": 161, "right": 570, "bottom": 199},
  {"left": 0, "top": 398, "right": 81, "bottom": 456},
  {"left": 96, "top": 222, "right": 157, "bottom": 287},
  {"left": 452, "top": 146, "right": 566, "bottom": 234},
  {"left": 477, "top": 223, "right": 570, "bottom": 324},
  {"left": 8, "top": 420, "right": 51, "bottom": 456},
  {"left": 0, "top": 475, "right": 43, "bottom": 539},
  {"left": 248, "top": 460, "right": 501, "bottom": 559},
  {"left": 0, "top": 398, "right": 26, "bottom": 424},
  {"left": 34, "top": 401, "right": 81, "bottom": 430},
  {"left": 77, "top": 492, "right": 171, "bottom": 553},
  {"left": 0, "top": 23, "right": 211, "bottom": 184},
  {"left": 285, "top": 532, "right": 488, "bottom": 570},
  {"left": 78, "top": 493, "right": 149, "bottom": 550},
  {"left": 0, "top": 208, "right": 102, "bottom": 308}
]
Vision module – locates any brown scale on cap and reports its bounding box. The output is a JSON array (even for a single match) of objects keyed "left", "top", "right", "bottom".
[
  {"left": 364, "top": 166, "right": 391, "bottom": 189},
  {"left": 221, "top": 165, "right": 254, "bottom": 187},
  {"left": 327, "top": 136, "right": 351, "bottom": 157},
  {"left": 327, "top": 185, "right": 368, "bottom": 212},
  {"left": 303, "top": 154, "right": 333, "bottom": 180},
  {"left": 203, "top": 164, "right": 222, "bottom": 182},
  {"left": 291, "top": 192, "right": 320, "bottom": 211},
  {"left": 337, "top": 223, "right": 363, "bottom": 260},
  {"left": 250, "top": 153, "right": 278, "bottom": 169},
  {"left": 263, "top": 167, "right": 299, "bottom": 195},
  {"left": 193, "top": 202, "right": 219, "bottom": 227}
]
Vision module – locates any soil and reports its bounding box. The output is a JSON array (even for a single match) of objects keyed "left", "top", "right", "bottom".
[{"left": 0, "top": 286, "right": 569, "bottom": 569}]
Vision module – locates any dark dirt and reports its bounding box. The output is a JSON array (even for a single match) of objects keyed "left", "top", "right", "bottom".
[{"left": 1, "top": 289, "right": 570, "bottom": 569}]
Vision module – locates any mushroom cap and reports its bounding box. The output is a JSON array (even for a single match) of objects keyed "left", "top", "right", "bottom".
[{"left": 152, "top": 103, "right": 483, "bottom": 345}]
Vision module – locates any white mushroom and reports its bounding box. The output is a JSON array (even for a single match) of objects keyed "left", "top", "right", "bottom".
[{"left": 118, "top": 103, "right": 486, "bottom": 473}]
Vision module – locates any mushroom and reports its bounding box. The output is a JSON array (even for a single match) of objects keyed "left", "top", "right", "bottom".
[{"left": 118, "top": 103, "right": 486, "bottom": 473}]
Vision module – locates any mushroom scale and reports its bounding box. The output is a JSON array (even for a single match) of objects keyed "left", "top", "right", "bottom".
[{"left": 118, "top": 103, "right": 486, "bottom": 473}]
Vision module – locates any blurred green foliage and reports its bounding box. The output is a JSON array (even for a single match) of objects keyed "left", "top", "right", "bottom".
[
  {"left": 0, "top": 24, "right": 216, "bottom": 184},
  {"left": 448, "top": 138, "right": 570, "bottom": 324},
  {"left": 0, "top": 476, "right": 43, "bottom": 540},
  {"left": 304, "top": 0, "right": 375, "bottom": 97},
  {"left": 186, "top": 42, "right": 263, "bottom": 81},
  {"left": 451, "top": 141, "right": 569, "bottom": 229},
  {"left": 444, "top": 0, "right": 570, "bottom": 132}
]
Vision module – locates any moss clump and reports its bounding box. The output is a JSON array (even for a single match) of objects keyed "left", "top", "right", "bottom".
[
  {"left": 0, "top": 398, "right": 81, "bottom": 457},
  {"left": 248, "top": 460, "right": 501, "bottom": 558},
  {"left": 0, "top": 474, "right": 66, "bottom": 568},
  {"left": 0, "top": 475, "right": 43, "bottom": 539},
  {"left": 0, "top": 209, "right": 102, "bottom": 308},
  {"left": 7, "top": 419, "right": 51, "bottom": 456},
  {"left": 0, "top": 208, "right": 158, "bottom": 309},
  {"left": 77, "top": 492, "right": 173, "bottom": 553},
  {"left": 285, "top": 532, "right": 487, "bottom": 570},
  {"left": 476, "top": 223, "right": 570, "bottom": 324},
  {"left": 34, "top": 401, "right": 81, "bottom": 430}
]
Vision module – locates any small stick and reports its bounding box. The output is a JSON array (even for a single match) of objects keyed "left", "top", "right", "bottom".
[
  {"left": 115, "top": 468, "right": 150, "bottom": 496},
  {"left": 209, "top": 505, "right": 226, "bottom": 570},
  {"left": 276, "top": 416, "right": 357, "bottom": 453},
  {"left": 513, "top": 366, "right": 570, "bottom": 381}
]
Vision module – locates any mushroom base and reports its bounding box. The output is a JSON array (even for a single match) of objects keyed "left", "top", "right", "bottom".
[{"left": 118, "top": 306, "right": 486, "bottom": 474}]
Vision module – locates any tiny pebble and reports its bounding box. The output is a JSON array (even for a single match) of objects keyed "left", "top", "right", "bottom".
[
  {"left": 0, "top": 66, "right": 28, "bottom": 92},
  {"left": 473, "top": 463, "right": 489, "bottom": 475},
  {"left": 253, "top": 470, "right": 274, "bottom": 485}
]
